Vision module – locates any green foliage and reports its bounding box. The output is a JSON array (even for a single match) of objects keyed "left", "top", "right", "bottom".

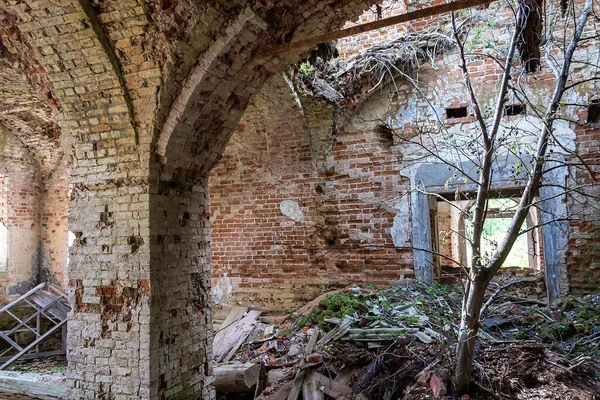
[
  {"left": 464, "top": 199, "right": 529, "bottom": 268},
  {"left": 298, "top": 282, "right": 463, "bottom": 337},
  {"left": 319, "top": 291, "right": 368, "bottom": 318},
  {"left": 49, "top": 365, "right": 66, "bottom": 374},
  {"left": 298, "top": 61, "right": 315, "bottom": 78}
]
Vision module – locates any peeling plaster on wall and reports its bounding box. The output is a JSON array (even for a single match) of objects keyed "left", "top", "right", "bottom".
[
  {"left": 338, "top": 36, "right": 589, "bottom": 288},
  {"left": 7, "top": 280, "right": 30, "bottom": 295},
  {"left": 207, "top": 0, "right": 599, "bottom": 316},
  {"left": 212, "top": 273, "right": 234, "bottom": 305},
  {"left": 282, "top": 72, "right": 305, "bottom": 117},
  {"left": 391, "top": 194, "right": 411, "bottom": 247},
  {"left": 345, "top": 88, "right": 391, "bottom": 132},
  {"left": 499, "top": 117, "right": 576, "bottom": 153},
  {"left": 398, "top": 115, "right": 576, "bottom": 174},
  {"left": 391, "top": 93, "right": 420, "bottom": 129},
  {"left": 280, "top": 200, "right": 305, "bottom": 222}
]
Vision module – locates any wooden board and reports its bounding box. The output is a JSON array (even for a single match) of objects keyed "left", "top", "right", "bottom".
[
  {"left": 287, "top": 328, "right": 319, "bottom": 400},
  {"left": 217, "top": 307, "right": 249, "bottom": 332},
  {"left": 302, "top": 379, "right": 324, "bottom": 400},
  {"left": 265, "top": 380, "right": 293, "bottom": 400},
  {"left": 333, "top": 366, "right": 363, "bottom": 387},
  {"left": 213, "top": 310, "right": 261, "bottom": 363},
  {"left": 214, "top": 362, "right": 260, "bottom": 393},
  {"left": 309, "top": 372, "right": 353, "bottom": 398}
]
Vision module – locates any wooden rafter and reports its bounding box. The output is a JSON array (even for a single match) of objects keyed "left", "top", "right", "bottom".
[{"left": 263, "top": 0, "right": 496, "bottom": 57}]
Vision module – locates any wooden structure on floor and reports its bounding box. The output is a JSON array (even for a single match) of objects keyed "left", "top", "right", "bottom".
[{"left": 0, "top": 283, "right": 69, "bottom": 370}]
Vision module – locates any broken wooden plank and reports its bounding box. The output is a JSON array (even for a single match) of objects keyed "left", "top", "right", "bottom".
[
  {"left": 214, "top": 310, "right": 261, "bottom": 363},
  {"left": 213, "top": 362, "right": 261, "bottom": 393},
  {"left": 254, "top": 363, "right": 267, "bottom": 399},
  {"left": 287, "top": 328, "right": 319, "bottom": 400},
  {"left": 302, "top": 378, "right": 324, "bottom": 400},
  {"left": 342, "top": 328, "right": 418, "bottom": 341},
  {"left": 309, "top": 371, "right": 353, "bottom": 399},
  {"left": 263, "top": 0, "right": 496, "bottom": 57},
  {"left": 265, "top": 380, "right": 293, "bottom": 400},
  {"left": 218, "top": 306, "right": 249, "bottom": 332},
  {"left": 333, "top": 366, "right": 363, "bottom": 387},
  {"left": 267, "top": 368, "right": 294, "bottom": 386},
  {"left": 352, "top": 360, "right": 380, "bottom": 392},
  {"left": 317, "top": 315, "right": 353, "bottom": 349}
]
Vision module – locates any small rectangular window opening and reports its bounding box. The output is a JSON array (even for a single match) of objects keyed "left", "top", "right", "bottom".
[
  {"left": 587, "top": 100, "right": 600, "bottom": 124},
  {"left": 505, "top": 104, "right": 526, "bottom": 116},
  {"left": 446, "top": 107, "right": 468, "bottom": 119}
]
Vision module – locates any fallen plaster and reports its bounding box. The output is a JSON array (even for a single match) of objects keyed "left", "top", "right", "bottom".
[{"left": 0, "top": 371, "right": 67, "bottom": 399}]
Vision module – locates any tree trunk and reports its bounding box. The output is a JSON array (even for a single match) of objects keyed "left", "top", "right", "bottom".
[{"left": 454, "top": 275, "right": 489, "bottom": 394}]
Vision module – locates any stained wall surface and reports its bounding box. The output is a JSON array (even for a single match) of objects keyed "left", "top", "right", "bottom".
[
  {"left": 1, "top": 0, "right": 383, "bottom": 398},
  {"left": 210, "top": 76, "right": 410, "bottom": 310},
  {"left": 210, "top": 0, "right": 600, "bottom": 309},
  {"left": 0, "top": 0, "right": 597, "bottom": 398},
  {"left": 0, "top": 128, "right": 41, "bottom": 299}
]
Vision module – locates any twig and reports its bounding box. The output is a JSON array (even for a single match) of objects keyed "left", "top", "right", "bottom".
[{"left": 480, "top": 278, "right": 537, "bottom": 316}]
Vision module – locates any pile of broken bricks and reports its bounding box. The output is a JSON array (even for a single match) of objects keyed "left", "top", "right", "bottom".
[
  {"left": 212, "top": 285, "right": 448, "bottom": 400},
  {"left": 212, "top": 278, "right": 600, "bottom": 400}
]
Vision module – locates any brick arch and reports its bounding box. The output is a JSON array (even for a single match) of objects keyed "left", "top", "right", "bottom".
[
  {"left": 154, "top": 1, "right": 380, "bottom": 177},
  {"left": 0, "top": 2, "right": 155, "bottom": 398},
  {"left": 0, "top": 10, "right": 62, "bottom": 177},
  {"left": 0, "top": 1, "right": 385, "bottom": 398}
]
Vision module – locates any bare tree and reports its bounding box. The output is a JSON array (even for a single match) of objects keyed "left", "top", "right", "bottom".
[
  {"left": 446, "top": 0, "right": 596, "bottom": 392},
  {"left": 357, "top": 0, "right": 598, "bottom": 392},
  {"left": 292, "top": 0, "right": 599, "bottom": 393}
]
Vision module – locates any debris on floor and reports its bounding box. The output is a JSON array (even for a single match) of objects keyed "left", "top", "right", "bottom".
[
  {"left": 214, "top": 274, "right": 600, "bottom": 399},
  {"left": 3, "top": 355, "right": 66, "bottom": 375}
]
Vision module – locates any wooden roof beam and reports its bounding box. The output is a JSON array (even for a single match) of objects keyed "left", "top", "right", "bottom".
[{"left": 264, "top": 0, "right": 496, "bottom": 57}]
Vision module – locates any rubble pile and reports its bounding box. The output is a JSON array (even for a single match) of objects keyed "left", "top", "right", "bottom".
[{"left": 213, "top": 275, "right": 600, "bottom": 400}]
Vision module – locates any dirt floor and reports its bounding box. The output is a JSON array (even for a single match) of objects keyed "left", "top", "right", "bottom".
[{"left": 3, "top": 355, "right": 66, "bottom": 375}]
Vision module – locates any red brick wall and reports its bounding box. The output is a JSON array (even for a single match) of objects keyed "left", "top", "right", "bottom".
[
  {"left": 40, "top": 159, "right": 69, "bottom": 289},
  {"left": 0, "top": 129, "right": 69, "bottom": 301},
  {"left": 210, "top": 77, "right": 411, "bottom": 310},
  {"left": 568, "top": 114, "right": 600, "bottom": 294},
  {"left": 337, "top": 0, "right": 447, "bottom": 60},
  {"left": 0, "top": 128, "right": 41, "bottom": 300},
  {"left": 211, "top": 1, "right": 600, "bottom": 309}
]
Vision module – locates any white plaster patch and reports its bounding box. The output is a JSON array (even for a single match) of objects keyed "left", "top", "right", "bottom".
[
  {"left": 497, "top": 116, "right": 576, "bottom": 154},
  {"left": 212, "top": 273, "right": 233, "bottom": 305},
  {"left": 391, "top": 195, "right": 411, "bottom": 246},
  {"left": 280, "top": 200, "right": 304, "bottom": 222}
]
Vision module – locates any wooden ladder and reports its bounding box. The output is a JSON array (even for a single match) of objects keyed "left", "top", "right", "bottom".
[{"left": 0, "top": 282, "right": 70, "bottom": 370}]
